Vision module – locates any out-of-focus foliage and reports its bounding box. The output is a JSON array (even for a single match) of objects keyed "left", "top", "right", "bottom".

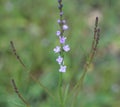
[{"left": 0, "top": 0, "right": 120, "bottom": 107}]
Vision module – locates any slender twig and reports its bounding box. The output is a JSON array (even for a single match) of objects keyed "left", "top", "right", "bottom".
[
  {"left": 88, "top": 17, "right": 100, "bottom": 66},
  {"left": 10, "top": 41, "right": 56, "bottom": 101},
  {"left": 70, "top": 17, "right": 100, "bottom": 107},
  {"left": 91, "top": 17, "right": 99, "bottom": 54},
  {"left": 89, "top": 28, "right": 100, "bottom": 65},
  {"left": 11, "top": 79, "right": 30, "bottom": 107},
  {"left": 73, "top": 17, "right": 100, "bottom": 91},
  {"left": 10, "top": 41, "right": 26, "bottom": 68}
]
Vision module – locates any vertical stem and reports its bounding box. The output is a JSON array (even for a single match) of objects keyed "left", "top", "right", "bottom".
[
  {"left": 56, "top": 0, "right": 69, "bottom": 106},
  {"left": 58, "top": 72, "right": 64, "bottom": 107},
  {"left": 58, "top": 1, "right": 64, "bottom": 106},
  {"left": 70, "top": 17, "right": 100, "bottom": 107}
]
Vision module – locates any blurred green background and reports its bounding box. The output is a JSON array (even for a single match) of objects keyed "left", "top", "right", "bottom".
[{"left": 0, "top": 0, "right": 120, "bottom": 107}]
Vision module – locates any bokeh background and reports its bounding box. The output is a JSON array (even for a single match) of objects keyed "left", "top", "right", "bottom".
[{"left": 0, "top": 0, "right": 120, "bottom": 107}]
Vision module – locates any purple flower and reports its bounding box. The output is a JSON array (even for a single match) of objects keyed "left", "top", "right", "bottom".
[
  {"left": 59, "top": 36, "right": 66, "bottom": 44},
  {"left": 59, "top": 65, "right": 67, "bottom": 72},
  {"left": 63, "top": 45, "right": 70, "bottom": 52},
  {"left": 54, "top": 1, "right": 70, "bottom": 73},
  {"left": 53, "top": 46, "right": 61, "bottom": 53},
  {"left": 62, "top": 20, "right": 66, "bottom": 24},
  {"left": 60, "top": 12, "right": 63, "bottom": 16},
  {"left": 56, "top": 31, "right": 61, "bottom": 36},
  {"left": 56, "top": 55, "right": 63, "bottom": 64},
  {"left": 57, "top": 19, "right": 61, "bottom": 24},
  {"left": 63, "top": 25, "right": 68, "bottom": 30}
]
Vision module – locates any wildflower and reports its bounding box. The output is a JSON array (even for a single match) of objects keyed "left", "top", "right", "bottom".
[
  {"left": 59, "top": 36, "right": 66, "bottom": 44},
  {"left": 56, "top": 31, "right": 61, "bottom": 36},
  {"left": 62, "top": 20, "right": 66, "bottom": 24},
  {"left": 59, "top": 65, "right": 67, "bottom": 72},
  {"left": 56, "top": 55, "right": 63, "bottom": 65},
  {"left": 60, "top": 12, "right": 63, "bottom": 16},
  {"left": 63, "top": 45, "right": 70, "bottom": 52},
  {"left": 53, "top": 46, "right": 61, "bottom": 53},
  {"left": 57, "top": 19, "right": 61, "bottom": 24},
  {"left": 63, "top": 24, "right": 68, "bottom": 30},
  {"left": 53, "top": 0, "right": 70, "bottom": 73}
]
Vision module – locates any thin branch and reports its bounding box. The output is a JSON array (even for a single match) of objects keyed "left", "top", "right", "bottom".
[
  {"left": 11, "top": 79, "right": 30, "bottom": 107},
  {"left": 89, "top": 28, "right": 100, "bottom": 64},
  {"left": 74, "top": 17, "right": 100, "bottom": 90},
  {"left": 10, "top": 41, "right": 26, "bottom": 68},
  {"left": 91, "top": 16, "right": 99, "bottom": 53},
  {"left": 70, "top": 17, "right": 101, "bottom": 107},
  {"left": 10, "top": 41, "right": 56, "bottom": 100}
]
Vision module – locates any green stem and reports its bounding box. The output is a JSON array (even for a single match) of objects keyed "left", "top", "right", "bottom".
[
  {"left": 58, "top": 72, "right": 64, "bottom": 107},
  {"left": 71, "top": 69, "right": 87, "bottom": 107}
]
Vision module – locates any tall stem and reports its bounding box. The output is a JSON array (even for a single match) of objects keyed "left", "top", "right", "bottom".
[{"left": 58, "top": 72, "right": 64, "bottom": 107}]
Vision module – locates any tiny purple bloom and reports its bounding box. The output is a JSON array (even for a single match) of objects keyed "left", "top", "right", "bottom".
[
  {"left": 59, "top": 36, "right": 66, "bottom": 44},
  {"left": 57, "top": 19, "right": 61, "bottom": 24},
  {"left": 53, "top": 46, "right": 61, "bottom": 53},
  {"left": 56, "top": 31, "right": 61, "bottom": 36},
  {"left": 63, "top": 24, "right": 68, "bottom": 30},
  {"left": 60, "top": 12, "right": 63, "bottom": 16},
  {"left": 59, "top": 65, "right": 67, "bottom": 72},
  {"left": 56, "top": 56, "right": 63, "bottom": 64},
  {"left": 62, "top": 20, "right": 66, "bottom": 24},
  {"left": 63, "top": 45, "right": 70, "bottom": 52}
]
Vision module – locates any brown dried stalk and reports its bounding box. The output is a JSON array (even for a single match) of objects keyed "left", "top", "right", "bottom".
[
  {"left": 85, "top": 17, "right": 100, "bottom": 70},
  {"left": 74, "top": 17, "right": 100, "bottom": 89},
  {"left": 10, "top": 41, "right": 55, "bottom": 100},
  {"left": 11, "top": 79, "right": 30, "bottom": 107},
  {"left": 70, "top": 17, "right": 100, "bottom": 107},
  {"left": 10, "top": 41, "right": 26, "bottom": 68}
]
